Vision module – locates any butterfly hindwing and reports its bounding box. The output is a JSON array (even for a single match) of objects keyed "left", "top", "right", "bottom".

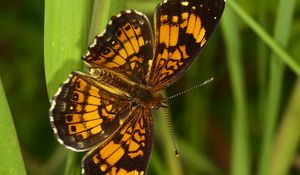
[
  {"left": 82, "top": 107, "right": 153, "bottom": 175},
  {"left": 83, "top": 10, "right": 154, "bottom": 83},
  {"left": 148, "top": 0, "right": 225, "bottom": 90},
  {"left": 49, "top": 71, "right": 134, "bottom": 151}
]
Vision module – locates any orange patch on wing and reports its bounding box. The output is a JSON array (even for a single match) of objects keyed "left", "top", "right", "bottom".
[
  {"left": 105, "top": 61, "right": 119, "bottom": 68},
  {"left": 106, "top": 147, "right": 125, "bottom": 166},
  {"left": 85, "top": 119, "right": 102, "bottom": 130},
  {"left": 118, "top": 48, "right": 128, "bottom": 59},
  {"left": 159, "top": 24, "right": 170, "bottom": 47},
  {"left": 69, "top": 123, "right": 86, "bottom": 134},
  {"left": 170, "top": 25, "right": 179, "bottom": 46},
  {"left": 128, "top": 150, "right": 144, "bottom": 159},
  {"left": 84, "top": 104, "right": 98, "bottom": 112},
  {"left": 87, "top": 96, "right": 101, "bottom": 105},
  {"left": 197, "top": 27, "right": 206, "bottom": 43},
  {"left": 123, "top": 41, "right": 134, "bottom": 56},
  {"left": 187, "top": 13, "right": 196, "bottom": 34},
  {"left": 65, "top": 114, "right": 81, "bottom": 123},
  {"left": 128, "top": 140, "right": 140, "bottom": 152},
  {"left": 138, "top": 36, "right": 144, "bottom": 46},
  {"left": 100, "top": 141, "right": 119, "bottom": 159},
  {"left": 194, "top": 16, "right": 202, "bottom": 41},
  {"left": 90, "top": 126, "right": 102, "bottom": 135},
  {"left": 169, "top": 49, "right": 181, "bottom": 60},
  {"left": 82, "top": 110, "right": 102, "bottom": 121},
  {"left": 179, "top": 45, "right": 189, "bottom": 59},
  {"left": 101, "top": 108, "right": 115, "bottom": 119},
  {"left": 113, "top": 55, "right": 126, "bottom": 65}
]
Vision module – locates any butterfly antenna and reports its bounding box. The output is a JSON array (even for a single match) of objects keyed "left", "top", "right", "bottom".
[
  {"left": 163, "top": 108, "right": 179, "bottom": 158},
  {"left": 168, "top": 77, "right": 214, "bottom": 100}
]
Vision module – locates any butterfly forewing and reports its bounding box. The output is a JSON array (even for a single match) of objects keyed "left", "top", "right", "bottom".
[
  {"left": 83, "top": 10, "right": 154, "bottom": 83},
  {"left": 82, "top": 107, "right": 153, "bottom": 175},
  {"left": 148, "top": 0, "right": 225, "bottom": 90}
]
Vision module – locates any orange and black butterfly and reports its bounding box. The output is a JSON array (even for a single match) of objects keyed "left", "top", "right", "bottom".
[{"left": 49, "top": 0, "right": 225, "bottom": 174}]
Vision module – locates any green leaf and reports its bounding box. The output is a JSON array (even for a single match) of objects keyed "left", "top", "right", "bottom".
[
  {"left": 44, "top": 0, "right": 94, "bottom": 98},
  {"left": 0, "top": 78, "right": 27, "bottom": 175}
]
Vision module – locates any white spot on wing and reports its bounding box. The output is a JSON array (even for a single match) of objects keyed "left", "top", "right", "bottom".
[
  {"left": 134, "top": 10, "right": 144, "bottom": 17},
  {"left": 57, "top": 138, "right": 64, "bottom": 144},
  {"left": 65, "top": 144, "right": 81, "bottom": 152},
  {"left": 116, "top": 13, "right": 122, "bottom": 18},
  {"left": 53, "top": 127, "right": 58, "bottom": 134},
  {"left": 90, "top": 38, "right": 97, "bottom": 47},
  {"left": 84, "top": 50, "right": 90, "bottom": 57},
  {"left": 181, "top": 1, "right": 189, "bottom": 6}
]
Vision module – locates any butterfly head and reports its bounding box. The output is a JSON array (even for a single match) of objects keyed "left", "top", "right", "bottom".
[{"left": 149, "top": 92, "right": 168, "bottom": 110}]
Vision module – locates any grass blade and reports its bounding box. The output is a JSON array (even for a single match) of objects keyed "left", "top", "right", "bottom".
[
  {"left": 0, "top": 78, "right": 27, "bottom": 175},
  {"left": 88, "top": 0, "right": 126, "bottom": 43},
  {"left": 155, "top": 108, "right": 183, "bottom": 175},
  {"left": 178, "top": 139, "right": 222, "bottom": 175},
  {"left": 127, "top": 0, "right": 160, "bottom": 14},
  {"left": 256, "top": 0, "right": 269, "bottom": 121},
  {"left": 257, "top": 0, "right": 296, "bottom": 174},
  {"left": 227, "top": 0, "right": 300, "bottom": 75},
  {"left": 270, "top": 79, "right": 300, "bottom": 175},
  {"left": 64, "top": 151, "right": 82, "bottom": 175},
  {"left": 221, "top": 3, "right": 250, "bottom": 175}
]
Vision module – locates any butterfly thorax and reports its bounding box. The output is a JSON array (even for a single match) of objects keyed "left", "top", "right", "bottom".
[
  {"left": 130, "top": 86, "right": 167, "bottom": 109},
  {"left": 90, "top": 68, "right": 167, "bottom": 109}
]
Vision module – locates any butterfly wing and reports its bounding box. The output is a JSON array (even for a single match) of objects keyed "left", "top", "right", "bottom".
[
  {"left": 148, "top": 0, "right": 225, "bottom": 90},
  {"left": 49, "top": 71, "right": 135, "bottom": 151},
  {"left": 83, "top": 10, "right": 154, "bottom": 83},
  {"left": 82, "top": 107, "right": 153, "bottom": 175}
]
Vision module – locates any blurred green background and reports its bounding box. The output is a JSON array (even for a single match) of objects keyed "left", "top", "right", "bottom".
[{"left": 1, "top": 0, "right": 300, "bottom": 175}]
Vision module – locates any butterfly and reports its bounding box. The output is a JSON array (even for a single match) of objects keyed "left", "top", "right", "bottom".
[{"left": 49, "top": 0, "right": 225, "bottom": 174}]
